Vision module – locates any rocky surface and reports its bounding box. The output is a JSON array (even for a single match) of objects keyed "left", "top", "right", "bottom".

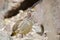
[
  {"left": 0, "top": 31, "right": 12, "bottom": 40},
  {"left": 0, "top": 0, "right": 60, "bottom": 40}
]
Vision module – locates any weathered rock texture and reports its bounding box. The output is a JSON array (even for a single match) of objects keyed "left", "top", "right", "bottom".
[
  {"left": 0, "top": 31, "right": 12, "bottom": 40},
  {"left": 0, "top": 0, "right": 60, "bottom": 40}
]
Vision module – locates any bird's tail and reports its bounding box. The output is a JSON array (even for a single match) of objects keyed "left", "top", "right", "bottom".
[{"left": 11, "top": 32, "right": 17, "bottom": 36}]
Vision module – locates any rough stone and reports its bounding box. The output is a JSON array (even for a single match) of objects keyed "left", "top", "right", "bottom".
[{"left": 0, "top": 31, "right": 13, "bottom": 40}]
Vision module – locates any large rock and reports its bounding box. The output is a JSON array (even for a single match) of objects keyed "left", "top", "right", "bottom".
[{"left": 33, "top": 0, "right": 60, "bottom": 40}]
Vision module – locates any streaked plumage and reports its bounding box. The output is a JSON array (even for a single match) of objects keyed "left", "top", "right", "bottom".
[{"left": 11, "top": 12, "right": 34, "bottom": 36}]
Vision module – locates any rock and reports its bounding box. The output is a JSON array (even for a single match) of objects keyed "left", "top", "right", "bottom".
[
  {"left": 32, "top": 23, "right": 44, "bottom": 36},
  {"left": 0, "top": 31, "right": 13, "bottom": 40},
  {"left": 0, "top": 0, "right": 8, "bottom": 11}
]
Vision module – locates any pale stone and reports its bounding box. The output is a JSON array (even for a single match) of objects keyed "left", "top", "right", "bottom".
[{"left": 0, "top": 31, "right": 13, "bottom": 40}]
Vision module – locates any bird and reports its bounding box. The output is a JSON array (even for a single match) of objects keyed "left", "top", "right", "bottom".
[{"left": 11, "top": 11, "right": 34, "bottom": 37}]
